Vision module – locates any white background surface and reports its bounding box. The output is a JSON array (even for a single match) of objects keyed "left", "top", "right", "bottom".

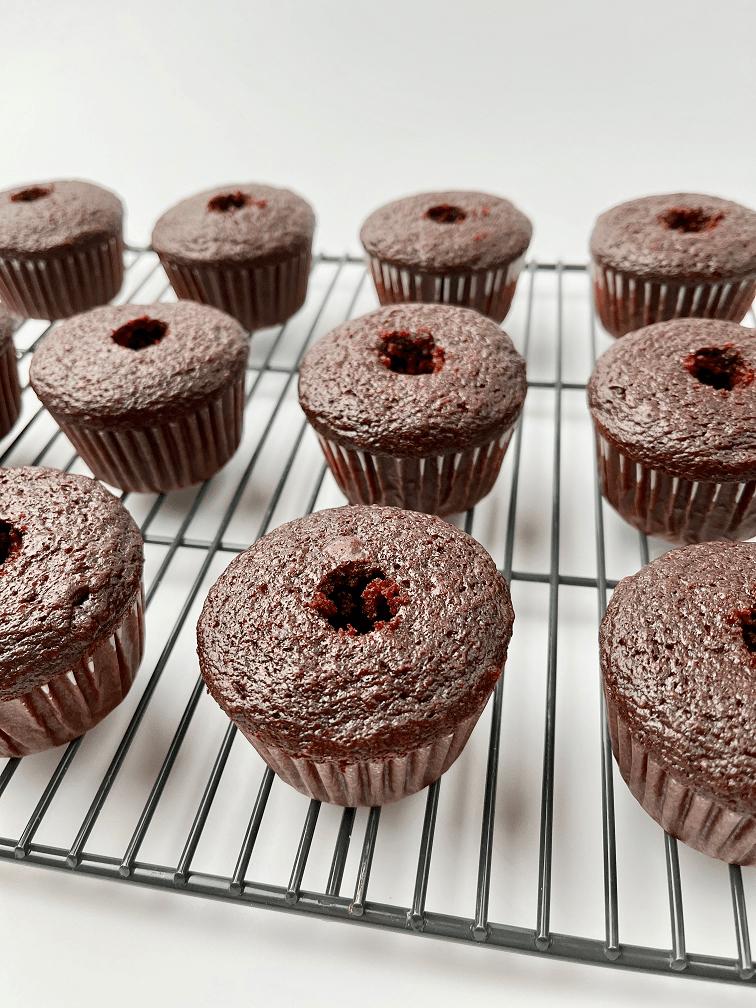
[{"left": 2, "top": 2, "right": 756, "bottom": 1006}]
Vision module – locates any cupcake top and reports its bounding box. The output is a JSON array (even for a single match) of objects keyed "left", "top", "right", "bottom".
[
  {"left": 0, "top": 180, "right": 123, "bottom": 257},
  {"left": 30, "top": 301, "right": 249, "bottom": 430},
  {"left": 590, "top": 193, "right": 756, "bottom": 283},
  {"left": 0, "top": 303, "right": 12, "bottom": 354},
  {"left": 0, "top": 466, "right": 143, "bottom": 700},
  {"left": 588, "top": 318, "right": 756, "bottom": 482},
  {"left": 360, "top": 190, "right": 532, "bottom": 273},
  {"left": 197, "top": 505, "right": 513, "bottom": 762},
  {"left": 601, "top": 540, "right": 756, "bottom": 815},
  {"left": 151, "top": 183, "right": 316, "bottom": 265},
  {"left": 299, "top": 303, "right": 527, "bottom": 457}
]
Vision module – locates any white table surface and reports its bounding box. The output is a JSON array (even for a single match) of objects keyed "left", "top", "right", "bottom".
[{"left": 2, "top": 3, "right": 756, "bottom": 1005}]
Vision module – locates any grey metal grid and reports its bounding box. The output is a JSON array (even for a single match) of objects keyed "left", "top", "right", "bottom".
[{"left": 0, "top": 250, "right": 754, "bottom": 987}]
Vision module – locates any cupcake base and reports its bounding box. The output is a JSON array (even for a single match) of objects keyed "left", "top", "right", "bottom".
[
  {"left": 57, "top": 377, "right": 246, "bottom": 494},
  {"left": 238, "top": 704, "right": 485, "bottom": 806},
  {"left": 0, "top": 588, "right": 144, "bottom": 758},
  {"left": 317, "top": 428, "right": 514, "bottom": 517},
  {"left": 0, "top": 339, "right": 21, "bottom": 438},
  {"left": 592, "top": 261, "right": 756, "bottom": 339},
  {"left": 367, "top": 253, "right": 526, "bottom": 324},
  {"left": 596, "top": 433, "right": 756, "bottom": 545},
  {"left": 606, "top": 697, "right": 756, "bottom": 865},
  {"left": 158, "top": 249, "right": 311, "bottom": 333},
  {"left": 0, "top": 236, "right": 125, "bottom": 321}
]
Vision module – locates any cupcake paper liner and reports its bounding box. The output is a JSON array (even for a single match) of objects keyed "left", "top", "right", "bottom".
[
  {"left": 0, "top": 587, "right": 144, "bottom": 758},
  {"left": 605, "top": 696, "right": 756, "bottom": 865},
  {"left": 317, "top": 427, "right": 514, "bottom": 517},
  {"left": 592, "top": 261, "right": 756, "bottom": 339},
  {"left": 0, "top": 236, "right": 125, "bottom": 321},
  {"left": 57, "top": 377, "right": 246, "bottom": 494},
  {"left": 595, "top": 433, "right": 756, "bottom": 545},
  {"left": 0, "top": 340, "right": 21, "bottom": 438},
  {"left": 158, "top": 249, "right": 311, "bottom": 333},
  {"left": 237, "top": 704, "right": 486, "bottom": 807},
  {"left": 366, "top": 252, "right": 526, "bottom": 324}
]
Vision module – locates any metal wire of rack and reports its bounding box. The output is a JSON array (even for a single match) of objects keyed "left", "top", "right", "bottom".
[{"left": 0, "top": 250, "right": 755, "bottom": 988}]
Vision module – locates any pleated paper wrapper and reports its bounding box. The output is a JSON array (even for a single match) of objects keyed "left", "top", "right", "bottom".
[{"left": 0, "top": 340, "right": 21, "bottom": 438}]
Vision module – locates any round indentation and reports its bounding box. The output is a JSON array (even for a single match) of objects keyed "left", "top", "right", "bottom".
[
  {"left": 684, "top": 344, "right": 751, "bottom": 391},
  {"left": 0, "top": 520, "right": 22, "bottom": 564},
  {"left": 112, "top": 317, "right": 168, "bottom": 351},
  {"left": 425, "top": 204, "right": 466, "bottom": 224},
  {"left": 207, "top": 191, "right": 250, "bottom": 213},
  {"left": 309, "top": 561, "right": 408, "bottom": 635},
  {"left": 660, "top": 207, "right": 724, "bottom": 233},
  {"left": 10, "top": 185, "right": 53, "bottom": 203},
  {"left": 71, "top": 588, "right": 90, "bottom": 607},
  {"left": 379, "top": 327, "right": 445, "bottom": 375}
]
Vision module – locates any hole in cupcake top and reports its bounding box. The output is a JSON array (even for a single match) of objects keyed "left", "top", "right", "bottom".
[
  {"left": 0, "top": 520, "right": 22, "bottom": 565},
  {"left": 737, "top": 609, "right": 756, "bottom": 653},
  {"left": 72, "top": 588, "right": 90, "bottom": 607},
  {"left": 425, "top": 204, "right": 466, "bottom": 224},
  {"left": 660, "top": 207, "right": 724, "bottom": 233},
  {"left": 683, "top": 344, "right": 751, "bottom": 391},
  {"left": 309, "top": 561, "right": 408, "bottom": 636},
  {"left": 112, "top": 317, "right": 168, "bottom": 351},
  {"left": 10, "top": 185, "right": 53, "bottom": 203},
  {"left": 207, "top": 191, "right": 259, "bottom": 213},
  {"left": 379, "top": 328, "right": 445, "bottom": 375}
]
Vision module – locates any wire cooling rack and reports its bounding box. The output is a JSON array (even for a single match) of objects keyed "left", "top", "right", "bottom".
[{"left": 1, "top": 250, "right": 755, "bottom": 988}]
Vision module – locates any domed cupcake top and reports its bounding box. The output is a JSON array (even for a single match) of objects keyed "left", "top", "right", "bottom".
[
  {"left": 30, "top": 301, "right": 249, "bottom": 429},
  {"left": 590, "top": 193, "right": 756, "bottom": 283},
  {"left": 0, "top": 180, "right": 123, "bottom": 256},
  {"left": 588, "top": 318, "right": 756, "bottom": 482},
  {"left": 151, "top": 183, "right": 316, "bottom": 265},
  {"left": 197, "top": 505, "right": 513, "bottom": 762},
  {"left": 0, "top": 466, "right": 143, "bottom": 700},
  {"left": 360, "top": 190, "right": 532, "bottom": 273},
  {"left": 601, "top": 540, "right": 756, "bottom": 814},
  {"left": 299, "top": 303, "right": 527, "bottom": 456}
]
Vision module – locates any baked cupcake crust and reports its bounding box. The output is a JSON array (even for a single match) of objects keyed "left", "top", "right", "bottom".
[
  {"left": 298, "top": 304, "right": 527, "bottom": 457},
  {"left": 0, "top": 180, "right": 123, "bottom": 257},
  {"left": 0, "top": 466, "right": 143, "bottom": 700},
  {"left": 587, "top": 318, "right": 756, "bottom": 482},
  {"left": 30, "top": 301, "right": 249, "bottom": 430},
  {"left": 360, "top": 190, "right": 532, "bottom": 273},
  {"left": 151, "top": 183, "right": 316, "bottom": 266},
  {"left": 590, "top": 193, "right": 756, "bottom": 283},
  {"left": 601, "top": 540, "right": 756, "bottom": 816},
  {"left": 197, "top": 505, "right": 513, "bottom": 762}
]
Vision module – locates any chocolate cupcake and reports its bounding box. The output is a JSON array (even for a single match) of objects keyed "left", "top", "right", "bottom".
[
  {"left": 30, "top": 301, "right": 249, "bottom": 494},
  {"left": 0, "top": 180, "right": 125, "bottom": 320},
  {"left": 0, "top": 467, "right": 144, "bottom": 758},
  {"left": 360, "top": 190, "right": 532, "bottom": 323},
  {"left": 601, "top": 540, "right": 756, "bottom": 865},
  {"left": 151, "top": 183, "right": 315, "bottom": 332},
  {"left": 299, "top": 304, "right": 526, "bottom": 516},
  {"left": 588, "top": 318, "right": 756, "bottom": 544},
  {"left": 590, "top": 193, "right": 756, "bottom": 338},
  {"left": 197, "top": 505, "right": 513, "bottom": 806},
  {"left": 0, "top": 304, "right": 21, "bottom": 439}
]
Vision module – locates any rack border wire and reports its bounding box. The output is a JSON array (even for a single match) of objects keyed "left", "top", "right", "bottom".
[{"left": 0, "top": 250, "right": 754, "bottom": 988}]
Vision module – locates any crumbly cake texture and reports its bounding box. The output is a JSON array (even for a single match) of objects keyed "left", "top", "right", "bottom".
[
  {"left": 590, "top": 193, "right": 756, "bottom": 283},
  {"left": 588, "top": 318, "right": 756, "bottom": 482},
  {"left": 197, "top": 506, "right": 514, "bottom": 763},
  {"left": 30, "top": 301, "right": 249, "bottom": 430},
  {"left": 151, "top": 183, "right": 315, "bottom": 265},
  {"left": 298, "top": 304, "right": 527, "bottom": 457},
  {"left": 0, "top": 466, "right": 143, "bottom": 700},
  {"left": 360, "top": 190, "right": 532, "bottom": 273},
  {"left": 0, "top": 180, "right": 123, "bottom": 256},
  {"left": 601, "top": 541, "right": 756, "bottom": 817}
]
